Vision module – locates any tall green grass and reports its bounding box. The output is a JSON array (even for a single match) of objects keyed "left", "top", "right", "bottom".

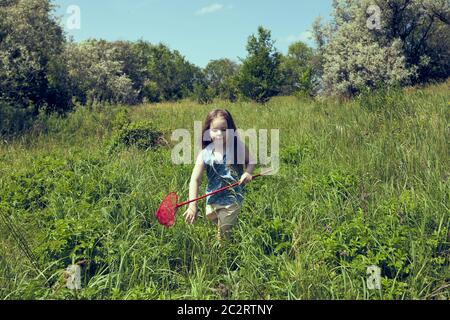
[{"left": 0, "top": 81, "right": 448, "bottom": 299}]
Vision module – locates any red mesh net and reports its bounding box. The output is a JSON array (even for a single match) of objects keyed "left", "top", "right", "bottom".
[{"left": 155, "top": 192, "right": 178, "bottom": 227}]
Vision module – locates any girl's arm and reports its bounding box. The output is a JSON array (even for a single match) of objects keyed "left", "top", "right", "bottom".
[
  {"left": 239, "top": 140, "right": 256, "bottom": 185},
  {"left": 244, "top": 143, "right": 256, "bottom": 175},
  {"left": 183, "top": 151, "right": 205, "bottom": 224}
]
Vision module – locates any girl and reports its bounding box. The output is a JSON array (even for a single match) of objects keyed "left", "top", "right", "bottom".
[{"left": 183, "top": 109, "right": 255, "bottom": 240}]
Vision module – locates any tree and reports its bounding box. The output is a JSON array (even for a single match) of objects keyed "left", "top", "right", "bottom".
[
  {"left": 140, "top": 42, "right": 203, "bottom": 102},
  {"left": 313, "top": 0, "right": 450, "bottom": 96},
  {"left": 110, "top": 41, "right": 147, "bottom": 101},
  {"left": 64, "top": 40, "right": 139, "bottom": 105},
  {"left": 0, "top": 0, "right": 68, "bottom": 113},
  {"left": 280, "top": 41, "right": 318, "bottom": 96},
  {"left": 64, "top": 39, "right": 205, "bottom": 105},
  {"left": 379, "top": 0, "right": 450, "bottom": 83},
  {"left": 204, "top": 59, "right": 240, "bottom": 99},
  {"left": 192, "top": 82, "right": 214, "bottom": 104},
  {"left": 324, "top": 23, "right": 412, "bottom": 97},
  {"left": 237, "top": 26, "right": 283, "bottom": 103}
]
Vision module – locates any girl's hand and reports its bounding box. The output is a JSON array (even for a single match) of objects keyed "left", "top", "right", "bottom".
[
  {"left": 183, "top": 206, "right": 198, "bottom": 224},
  {"left": 239, "top": 172, "right": 253, "bottom": 186}
]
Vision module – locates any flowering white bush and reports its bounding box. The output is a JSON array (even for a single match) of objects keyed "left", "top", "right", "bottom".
[
  {"left": 314, "top": 0, "right": 449, "bottom": 96},
  {"left": 322, "top": 23, "right": 413, "bottom": 96}
]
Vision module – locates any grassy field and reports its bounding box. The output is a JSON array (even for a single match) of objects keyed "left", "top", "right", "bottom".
[{"left": 0, "top": 81, "right": 449, "bottom": 300}]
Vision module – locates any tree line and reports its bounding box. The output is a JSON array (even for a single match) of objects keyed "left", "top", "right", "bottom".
[{"left": 1, "top": 0, "right": 448, "bottom": 134}]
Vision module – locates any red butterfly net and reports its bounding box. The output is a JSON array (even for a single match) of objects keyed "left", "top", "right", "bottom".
[
  {"left": 154, "top": 169, "right": 272, "bottom": 228},
  {"left": 155, "top": 192, "right": 178, "bottom": 227}
]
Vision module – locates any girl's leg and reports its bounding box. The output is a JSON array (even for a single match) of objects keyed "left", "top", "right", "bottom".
[
  {"left": 217, "top": 203, "right": 241, "bottom": 240},
  {"left": 218, "top": 224, "right": 233, "bottom": 240},
  {"left": 206, "top": 205, "right": 218, "bottom": 225}
]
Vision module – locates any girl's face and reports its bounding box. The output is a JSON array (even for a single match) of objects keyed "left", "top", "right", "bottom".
[{"left": 210, "top": 117, "right": 229, "bottom": 146}]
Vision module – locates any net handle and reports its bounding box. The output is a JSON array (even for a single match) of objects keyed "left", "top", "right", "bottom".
[{"left": 175, "top": 168, "right": 273, "bottom": 209}]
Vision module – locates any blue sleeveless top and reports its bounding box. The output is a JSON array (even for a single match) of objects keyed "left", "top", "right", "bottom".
[{"left": 202, "top": 143, "right": 245, "bottom": 205}]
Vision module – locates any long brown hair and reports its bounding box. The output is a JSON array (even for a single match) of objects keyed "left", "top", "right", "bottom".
[{"left": 201, "top": 109, "right": 245, "bottom": 173}]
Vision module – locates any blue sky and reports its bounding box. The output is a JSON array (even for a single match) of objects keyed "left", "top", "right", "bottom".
[{"left": 53, "top": 0, "right": 332, "bottom": 68}]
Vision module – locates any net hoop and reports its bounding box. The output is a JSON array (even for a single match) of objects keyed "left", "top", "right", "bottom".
[{"left": 155, "top": 192, "right": 178, "bottom": 227}]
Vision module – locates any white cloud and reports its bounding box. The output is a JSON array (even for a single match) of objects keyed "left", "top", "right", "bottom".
[
  {"left": 282, "top": 31, "right": 313, "bottom": 44},
  {"left": 195, "top": 3, "right": 225, "bottom": 15}
]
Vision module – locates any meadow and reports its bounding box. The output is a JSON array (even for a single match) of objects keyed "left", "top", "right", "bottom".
[{"left": 0, "top": 81, "right": 448, "bottom": 300}]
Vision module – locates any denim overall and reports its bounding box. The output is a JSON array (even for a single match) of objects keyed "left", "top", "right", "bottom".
[{"left": 202, "top": 143, "right": 245, "bottom": 205}]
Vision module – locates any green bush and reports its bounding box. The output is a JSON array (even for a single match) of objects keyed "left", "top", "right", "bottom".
[
  {"left": 0, "top": 102, "right": 35, "bottom": 136},
  {"left": 280, "top": 138, "right": 313, "bottom": 165},
  {"left": 319, "top": 209, "right": 411, "bottom": 297},
  {"left": 4, "top": 156, "right": 68, "bottom": 211},
  {"left": 300, "top": 169, "right": 357, "bottom": 202},
  {"left": 111, "top": 108, "right": 131, "bottom": 130},
  {"left": 192, "top": 83, "right": 214, "bottom": 105},
  {"left": 262, "top": 217, "right": 294, "bottom": 256},
  {"left": 109, "top": 121, "right": 163, "bottom": 152}
]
